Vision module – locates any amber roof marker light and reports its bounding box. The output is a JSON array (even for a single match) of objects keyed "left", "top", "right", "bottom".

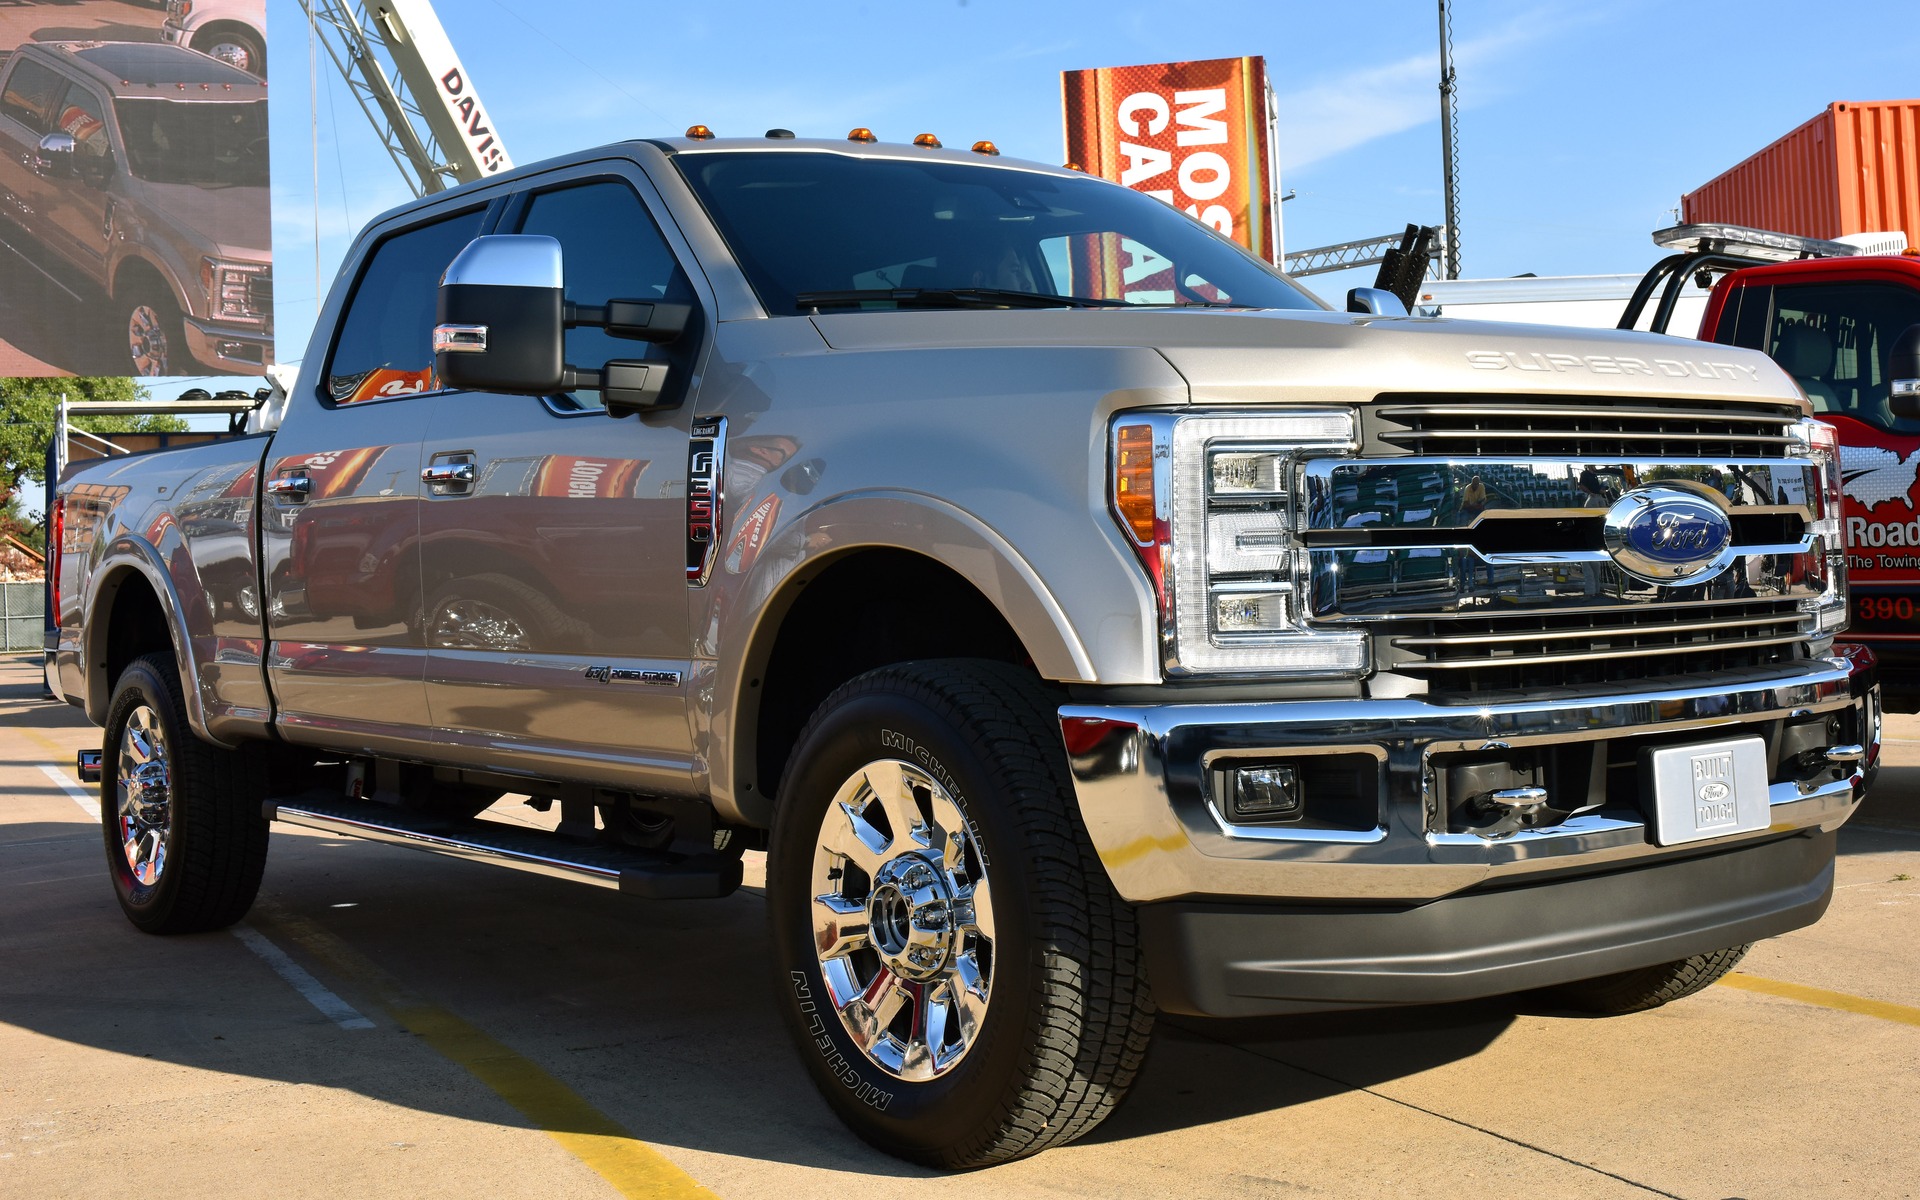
[
  {"left": 913, "top": 133, "right": 942, "bottom": 148},
  {"left": 847, "top": 127, "right": 878, "bottom": 143},
  {"left": 1063, "top": 161, "right": 1085, "bottom": 172},
  {"left": 685, "top": 124, "right": 715, "bottom": 140},
  {"left": 971, "top": 140, "right": 999, "bottom": 156}
]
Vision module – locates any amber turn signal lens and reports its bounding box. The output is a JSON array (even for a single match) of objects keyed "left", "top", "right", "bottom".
[
  {"left": 847, "top": 127, "right": 878, "bottom": 143},
  {"left": 913, "top": 133, "right": 942, "bottom": 148},
  {"left": 971, "top": 140, "right": 999, "bottom": 156},
  {"left": 1114, "top": 424, "right": 1157, "bottom": 544},
  {"left": 685, "top": 124, "right": 715, "bottom": 140}
]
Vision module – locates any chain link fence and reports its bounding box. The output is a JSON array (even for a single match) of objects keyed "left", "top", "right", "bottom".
[{"left": 2, "top": 581, "right": 46, "bottom": 652}]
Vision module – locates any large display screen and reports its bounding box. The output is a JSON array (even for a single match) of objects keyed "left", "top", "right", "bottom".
[{"left": 0, "top": 0, "right": 271, "bottom": 377}]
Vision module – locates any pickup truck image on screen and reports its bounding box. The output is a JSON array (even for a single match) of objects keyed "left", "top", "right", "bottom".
[
  {"left": 0, "top": 39, "right": 271, "bottom": 377},
  {"left": 43, "top": 133, "right": 1879, "bottom": 1170}
]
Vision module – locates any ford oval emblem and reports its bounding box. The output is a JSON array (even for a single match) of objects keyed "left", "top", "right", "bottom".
[{"left": 1602, "top": 487, "right": 1734, "bottom": 584}]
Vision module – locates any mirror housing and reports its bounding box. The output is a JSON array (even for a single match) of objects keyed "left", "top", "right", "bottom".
[
  {"left": 1891, "top": 323, "right": 1920, "bottom": 419},
  {"left": 435, "top": 235, "right": 567, "bottom": 394},
  {"left": 434, "top": 235, "right": 685, "bottom": 413},
  {"left": 35, "top": 132, "right": 75, "bottom": 178},
  {"left": 1347, "top": 286, "right": 1408, "bottom": 317}
]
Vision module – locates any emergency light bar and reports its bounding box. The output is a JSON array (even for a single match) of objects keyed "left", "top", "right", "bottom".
[{"left": 1651, "top": 223, "right": 1859, "bottom": 262}]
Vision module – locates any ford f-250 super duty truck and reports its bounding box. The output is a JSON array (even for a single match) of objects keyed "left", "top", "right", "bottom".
[{"left": 45, "top": 132, "right": 1879, "bottom": 1168}]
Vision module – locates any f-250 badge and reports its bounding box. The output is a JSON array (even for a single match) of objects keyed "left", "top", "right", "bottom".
[{"left": 686, "top": 416, "right": 727, "bottom": 586}]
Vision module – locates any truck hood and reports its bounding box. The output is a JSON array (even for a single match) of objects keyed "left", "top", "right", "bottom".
[
  {"left": 808, "top": 307, "right": 1806, "bottom": 409},
  {"left": 126, "top": 179, "right": 272, "bottom": 262}
]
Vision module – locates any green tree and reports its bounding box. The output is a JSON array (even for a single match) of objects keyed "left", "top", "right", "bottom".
[{"left": 0, "top": 377, "right": 183, "bottom": 502}]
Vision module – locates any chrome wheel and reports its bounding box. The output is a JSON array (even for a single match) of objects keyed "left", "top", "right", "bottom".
[
  {"left": 117, "top": 705, "right": 173, "bottom": 888},
  {"left": 811, "top": 758, "right": 994, "bottom": 1082},
  {"left": 429, "top": 599, "right": 532, "bottom": 650},
  {"left": 206, "top": 40, "right": 255, "bottom": 73},
  {"left": 127, "top": 303, "right": 170, "bottom": 375}
]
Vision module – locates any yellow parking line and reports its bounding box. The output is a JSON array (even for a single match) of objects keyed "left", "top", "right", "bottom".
[
  {"left": 255, "top": 904, "right": 719, "bottom": 1200},
  {"left": 1720, "top": 972, "right": 1920, "bottom": 1029}
]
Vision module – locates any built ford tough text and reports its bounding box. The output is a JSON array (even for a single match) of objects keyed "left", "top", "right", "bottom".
[{"left": 45, "top": 131, "right": 1879, "bottom": 1168}]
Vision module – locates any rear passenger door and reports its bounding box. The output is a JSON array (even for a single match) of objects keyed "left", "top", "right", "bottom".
[
  {"left": 418, "top": 164, "right": 711, "bottom": 794},
  {"left": 262, "top": 204, "right": 491, "bottom": 754}
]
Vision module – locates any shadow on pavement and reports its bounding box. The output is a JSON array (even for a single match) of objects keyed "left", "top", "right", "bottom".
[{"left": 0, "top": 792, "right": 1522, "bottom": 1177}]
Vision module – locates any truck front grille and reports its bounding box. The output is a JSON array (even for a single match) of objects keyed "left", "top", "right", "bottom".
[
  {"left": 1303, "top": 395, "right": 1824, "bottom": 697},
  {"left": 1385, "top": 597, "right": 1812, "bottom": 694},
  {"left": 1369, "top": 396, "right": 1799, "bottom": 459}
]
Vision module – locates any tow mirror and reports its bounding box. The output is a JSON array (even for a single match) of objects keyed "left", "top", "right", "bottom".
[
  {"left": 433, "top": 234, "right": 684, "bottom": 414},
  {"left": 434, "top": 234, "right": 567, "bottom": 394},
  {"left": 35, "top": 132, "right": 75, "bottom": 178},
  {"left": 1890, "top": 323, "right": 1920, "bottom": 419}
]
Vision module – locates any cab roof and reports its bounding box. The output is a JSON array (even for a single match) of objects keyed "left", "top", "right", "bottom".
[
  {"left": 641, "top": 134, "right": 1079, "bottom": 178},
  {"left": 29, "top": 41, "right": 266, "bottom": 99}
]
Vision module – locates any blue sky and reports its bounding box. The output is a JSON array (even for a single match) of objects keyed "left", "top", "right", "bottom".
[{"left": 248, "top": 0, "right": 1920, "bottom": 373}]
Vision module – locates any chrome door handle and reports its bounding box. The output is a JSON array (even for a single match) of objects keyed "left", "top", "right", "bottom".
[
  {"left": 421, "top": 463, "right": 476, "bottom": 486},
  {"left": 265, "top": 472, "right": 311, "bottom": 500}
]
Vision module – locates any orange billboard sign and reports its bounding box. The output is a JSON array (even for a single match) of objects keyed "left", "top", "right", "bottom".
[{"left": 1062, "top": 56, "right": 1277, "bottom": 264}]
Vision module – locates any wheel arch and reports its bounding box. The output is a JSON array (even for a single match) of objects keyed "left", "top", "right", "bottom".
[
  {"left": 111, "top": 255, "right": 186, "bottom": 318},
  {"left": 717, "top": 493, "right": 1097, "bottom": 828},
  {"left": 83, "top": 540, "right": 225, "bottom": 747}
]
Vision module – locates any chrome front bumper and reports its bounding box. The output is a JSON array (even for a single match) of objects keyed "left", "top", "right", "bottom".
[
  {"left": 184, "top": 317, "right": 274, "bottom": 372},
  {"left": 1059, "top": 650, "right": 1877, "bottom": 905}
]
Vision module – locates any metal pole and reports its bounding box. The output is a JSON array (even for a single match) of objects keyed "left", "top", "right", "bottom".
[{"left": 1438, "top": 0, "right": 1461, "bottom": 279}]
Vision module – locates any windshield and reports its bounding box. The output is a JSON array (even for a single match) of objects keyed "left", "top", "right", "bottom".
[
  {"left": 675, "top": 150, "right": 1321, "bottom": 314},
  {"left": 113, "top": 99, "right": 269, "bottom": 188},
  {"left": 1719, "top": 281, "right": 1920, "bottom": 435}
]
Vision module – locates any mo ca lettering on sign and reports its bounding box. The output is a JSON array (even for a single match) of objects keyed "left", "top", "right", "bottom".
[{"left": 1114, "top": 89, "right": 1235, "bottom": 237}]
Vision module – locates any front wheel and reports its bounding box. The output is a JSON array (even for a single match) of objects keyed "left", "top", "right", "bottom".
[
  {"left": 192, "top": 27, "right": 266, "bottom": 77},
  {"left": 1544, "top": 944, "right": 1752, "bottom": 1015},
  {"left": 767, "top": 660, "right": 1154, "bottom": 1168},
  {"left": 121, "top": 279, "right": 185, "bottom": 376}
]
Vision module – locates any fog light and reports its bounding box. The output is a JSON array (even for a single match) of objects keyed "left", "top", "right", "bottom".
[{"left": 1230, "top": 765, "right": 1302, "bottom": 822}]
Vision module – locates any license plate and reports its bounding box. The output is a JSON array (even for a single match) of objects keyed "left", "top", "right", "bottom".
[{"left": 1644, "top": 737, "right": 1771, "bottom": 846}]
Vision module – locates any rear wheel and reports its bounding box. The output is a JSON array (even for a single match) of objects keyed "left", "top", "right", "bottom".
[
  {"left": 767, "top": 660, "right": 1154, "bottom": 1168},
  {"left": 1545, "top": 944, "right": 1752, "bottom": 1015},
  {"left": 102, "top": 652, "right": 271, "bottom": 933}
]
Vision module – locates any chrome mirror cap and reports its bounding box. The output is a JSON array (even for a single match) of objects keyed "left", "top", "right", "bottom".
[{"left": 440, "top": 234, "right": 564, "bottom": 290}]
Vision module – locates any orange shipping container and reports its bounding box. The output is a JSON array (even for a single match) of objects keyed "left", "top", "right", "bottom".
[{"left": 1682, "top": 100, "right": 1920, "bottom": 247}]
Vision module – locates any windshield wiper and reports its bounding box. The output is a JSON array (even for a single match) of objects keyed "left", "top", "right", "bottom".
[{"left": 796, "top": 287, "right": 1128, "bottom": 312}]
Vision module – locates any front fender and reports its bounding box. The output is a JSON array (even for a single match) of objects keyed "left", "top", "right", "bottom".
[{"left": 702, "top": 489, "right": 1134, "bottom": 826}]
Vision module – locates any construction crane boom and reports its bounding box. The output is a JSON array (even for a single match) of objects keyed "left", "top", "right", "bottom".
[
  {"left": 296, "top": 0, "right": 512, "bottom": 197},
  {"left": 1284, "top": 229, "right": 1443, "bottom": 279}
]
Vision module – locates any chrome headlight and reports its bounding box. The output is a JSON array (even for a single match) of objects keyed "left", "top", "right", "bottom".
[
  {"left": 201, "top": 258, "right": 270, "bottom": 325},
  {"left": 1791, "top": 416, "right": 1848, "bottom": 635},
  {"left": 1110, "top": 409, "right": 1366, "bottom": 677}
]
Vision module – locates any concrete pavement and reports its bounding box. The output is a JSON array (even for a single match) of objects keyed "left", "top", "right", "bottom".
[{"left": 3, "top": 652, "right": 1916, "bottom": 1199}]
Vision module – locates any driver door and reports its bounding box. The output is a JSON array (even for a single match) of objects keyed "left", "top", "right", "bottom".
[
  {"left": 41, "top": 79, "right": 114, "bottom": 275},
  {"left": 419, "top": 166, "right": 709, "bottom": 795}
]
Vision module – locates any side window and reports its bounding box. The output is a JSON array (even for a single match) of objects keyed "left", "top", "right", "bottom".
[
  {"left": 513, "top": 179, "right": 691, "bottom": 411},
  {"left": 53, "top": 83, "right": 110, "bottom": 162},
  {"left": 327, "top": 208, "right": 487, "bottom": 404},
  {"left": 0, "top": 60, "right": 65, "bottom": 135}
]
